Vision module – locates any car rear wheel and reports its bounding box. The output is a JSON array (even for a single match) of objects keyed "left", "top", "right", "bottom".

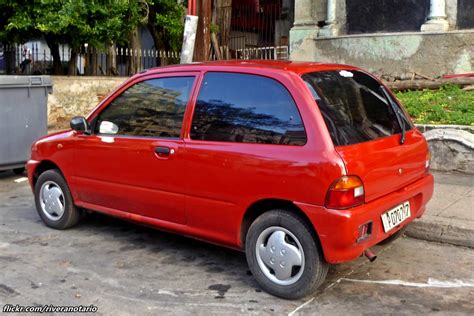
[
  {"left": 34, "top": 169, "right": 82, "bottom": 229},
  {"left": 379, "top": 226, "right": 407, "bottom": 245},
  {"left": 245, "top": 210, "right": 328, "bottom": 299}
]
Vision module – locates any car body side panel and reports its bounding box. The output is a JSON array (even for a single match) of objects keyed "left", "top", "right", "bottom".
[{"left": 182, "top": 142, "right": 345, "bottom": 244}]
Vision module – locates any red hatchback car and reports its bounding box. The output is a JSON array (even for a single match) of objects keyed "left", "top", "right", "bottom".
[{"left": 27, "top": 61, "right": 434, "bottom": 299}]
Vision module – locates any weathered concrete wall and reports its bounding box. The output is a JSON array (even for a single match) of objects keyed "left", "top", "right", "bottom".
[
  {"left": 48, "top": 76, "right": 126, "bottom": 129},
  {"left": 424, "top": 129, "right": 474, "bottom": 174},
  {"left": 290, "top": 30, "right": 474, "bottom": 80}
]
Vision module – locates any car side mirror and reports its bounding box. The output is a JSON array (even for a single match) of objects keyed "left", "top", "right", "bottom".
[
  {"left": 98, "top": 121, "right": 119, "bottom": 135},
  {"left": 70, "top": 116, "right": 91, "bottom": 134}
]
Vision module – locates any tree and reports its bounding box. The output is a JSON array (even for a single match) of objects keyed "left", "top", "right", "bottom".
[
  {"left": 42, "top": 0, "right": 145, "bottom": 75},
  {"left": 1, "top": 0, "right": 184, "bottom": 74},
  {"left": 1, "top": 0, "right": 64, "bottom": 74},
  {"left": 147, "top": 0, "right": 185, "bottom": 53},
  {"left": 3, "top": 0, "right": 144, "bottom": 75}
]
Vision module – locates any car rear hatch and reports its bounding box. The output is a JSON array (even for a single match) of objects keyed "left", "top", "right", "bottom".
[{"left": 302, "top": 69, "right": 429, "bottom": 202}]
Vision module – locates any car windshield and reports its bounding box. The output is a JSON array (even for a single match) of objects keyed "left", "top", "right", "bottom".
[{"left": 302, "top": 70, "right": 411, "bottom": 146}]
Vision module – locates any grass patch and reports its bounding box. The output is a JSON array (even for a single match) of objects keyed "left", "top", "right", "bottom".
[{"left": 395, "top": 85, "right": 474, "bottom": 125}]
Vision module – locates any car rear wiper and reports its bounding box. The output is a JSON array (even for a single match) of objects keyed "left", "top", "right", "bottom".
[{"left": 381, "top": 86, "right": 405, "bottom": 144}]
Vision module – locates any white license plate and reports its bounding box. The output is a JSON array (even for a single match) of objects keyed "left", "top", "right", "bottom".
[{"left": 381, "top": 201, "right": 411, "bottom": 233}]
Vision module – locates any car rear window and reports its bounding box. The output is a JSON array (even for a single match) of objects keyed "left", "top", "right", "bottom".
[{"left": 302, "top": 70, "right": 412, "bottom": 146}]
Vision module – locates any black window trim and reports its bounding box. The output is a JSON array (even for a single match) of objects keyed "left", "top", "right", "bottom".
[{"left": 187, "top": 70, "right": 308, "bottom": 147}]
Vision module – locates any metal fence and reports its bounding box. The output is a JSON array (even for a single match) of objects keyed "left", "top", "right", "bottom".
[
  {"left": 1, "top": 42, "right": 289, "bottom": 76},
  {"left": 0, "top": 44, "right": 181, "bottom": 76}
]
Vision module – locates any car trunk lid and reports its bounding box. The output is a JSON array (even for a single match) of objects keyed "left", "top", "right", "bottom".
[{"left": 335, "top": 130, "right": 428, "bottom": 202}]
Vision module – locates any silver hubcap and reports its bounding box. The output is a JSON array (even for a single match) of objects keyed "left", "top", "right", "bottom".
[
  {"left": 39, "top": 181, "right": 65, "bottom": 221},
  {"left": 255, "top": 226, "right": 305, "bottom": 285}
]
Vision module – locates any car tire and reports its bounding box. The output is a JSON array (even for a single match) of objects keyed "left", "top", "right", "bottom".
[
  {"left": 379, "top": 226, "right": 407, "bottom": 245},
  {"left": 34, "top": 169, "right": 82, "bottom": 229},
  {"left": 245, "top": 210, "right": 328, "bottom": 299},
  {"left": 13, "top": 167, "right": 25, "bottom": 175}
]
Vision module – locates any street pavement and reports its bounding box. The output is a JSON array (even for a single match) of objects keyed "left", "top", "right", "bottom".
[
  {"left": 406, "top": 171, "right": 474, "bottom": 248},
  {"left": 0, "top": 170, "right": 473, "bottom": 315}
]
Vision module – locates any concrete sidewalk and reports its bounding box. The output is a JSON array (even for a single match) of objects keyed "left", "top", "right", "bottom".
[{"left": 406, "top": 171, "right": 474, "bottom": 248}]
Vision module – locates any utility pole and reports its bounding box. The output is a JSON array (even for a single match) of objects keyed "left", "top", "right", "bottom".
[{"left": 193, "top": 0, "right": 211, "bottom": 62}]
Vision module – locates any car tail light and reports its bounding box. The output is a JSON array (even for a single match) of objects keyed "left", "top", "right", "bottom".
[{"left": 326, "top": 176, "right": 365, "bottom": 209}]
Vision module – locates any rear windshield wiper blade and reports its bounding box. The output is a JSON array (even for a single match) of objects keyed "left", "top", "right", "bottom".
[{"left": 381, "top": 86, "right": 405, "bottom": 144}]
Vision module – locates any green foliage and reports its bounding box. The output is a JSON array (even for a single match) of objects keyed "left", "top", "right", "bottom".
[
  {"left": 210, "top": 23, "right": 220, "bottom": 34},
  {"left": 396, "top": 85, "right": 474, "bottom": 126},
  {"left": 148, "top": 0, "right": 185, "bottom": 51},
  {"left": 2, "top": 0, "right": 146, "bottom": 49}
]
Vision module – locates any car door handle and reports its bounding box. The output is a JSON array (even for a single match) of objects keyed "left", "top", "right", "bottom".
[{"left": 154, "top": 146, "right": 174, "bottom": 157}]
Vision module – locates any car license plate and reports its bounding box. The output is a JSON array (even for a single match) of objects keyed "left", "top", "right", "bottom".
[{"left": 381, "top": 201, "right": 411, "bottom": 233}]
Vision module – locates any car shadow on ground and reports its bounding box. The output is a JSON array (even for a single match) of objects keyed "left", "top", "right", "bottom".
[
  {"left": 76, "top": 211, "right": 260, "bottom": 287},
  {"left": 74, "top": 210, "right": 357, "bottom": 292}
]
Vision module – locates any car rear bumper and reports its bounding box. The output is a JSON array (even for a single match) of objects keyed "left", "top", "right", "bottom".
[{"left": 296, "top": 173, "right": 434, "bottom": 264}]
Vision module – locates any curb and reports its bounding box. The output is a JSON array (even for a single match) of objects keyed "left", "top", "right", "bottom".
[{"left": 405, "top": 219, "right": 474, "bottom": 248}]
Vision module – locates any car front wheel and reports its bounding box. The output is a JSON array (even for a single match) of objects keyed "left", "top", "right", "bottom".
[
  {"left": 34, "top": 169, "right": 82, "bottom": 229},
  {"left": 245, "top": 210, "right": 328, "bottom": 299}
]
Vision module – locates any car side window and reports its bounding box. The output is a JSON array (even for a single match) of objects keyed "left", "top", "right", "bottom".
[
  {"left": 95, "top": 76, "right": 195, "bottom": 138},
  {"left": 191, "top": 72, "right": 307, "bottom": 145}
]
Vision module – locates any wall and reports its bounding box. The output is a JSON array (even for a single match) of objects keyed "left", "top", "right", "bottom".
[
  {"left": 48, "top": 76, "right": 126, "bottom": 129},
  {"left": 290, "top": 30, "right": 474, "bottom": 80}
]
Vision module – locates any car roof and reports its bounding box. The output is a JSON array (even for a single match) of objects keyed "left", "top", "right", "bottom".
[{"left": 141, "top": 60, "right": 361, "bottom": 76}]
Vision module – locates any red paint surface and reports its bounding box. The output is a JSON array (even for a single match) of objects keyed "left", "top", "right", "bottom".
[{"left": 27, "top": 60, "right": 434, "bottom": 263}]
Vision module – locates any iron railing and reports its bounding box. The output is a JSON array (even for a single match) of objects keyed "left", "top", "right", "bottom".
[{"left": 1, "top": 43, "right": 289, "bottom": 76}]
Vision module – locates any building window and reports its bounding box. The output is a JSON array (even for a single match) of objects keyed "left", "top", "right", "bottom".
[
  {"left": 457, "top": 0, "right": 474, "bottom": 29},
  {"left": 346, "top": 0, "right": 430, "bottom": 34}
]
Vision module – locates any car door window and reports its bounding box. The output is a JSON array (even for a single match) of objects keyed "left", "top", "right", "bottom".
[
  {"left": 95, "top": 76, "right": 195, "bottom": 138},
  {"left": 191, "top": 72, "right": 306, "bottom": 145}
]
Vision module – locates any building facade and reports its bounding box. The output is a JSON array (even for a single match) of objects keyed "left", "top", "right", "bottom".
[{"left": 290, "top": 0, "right": 473, "bottom": 79}]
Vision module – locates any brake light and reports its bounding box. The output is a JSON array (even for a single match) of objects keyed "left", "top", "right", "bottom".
[{"left": 326, "top": 176, "right": 365, "bottom": 209}]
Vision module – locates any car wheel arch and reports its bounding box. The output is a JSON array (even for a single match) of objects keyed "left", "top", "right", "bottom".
[
  {"left": 33, "top": 160, "right": 63, "bottom": 186},
  {"left": 239, "top": 198, "right": 323, "bottom": 252}
]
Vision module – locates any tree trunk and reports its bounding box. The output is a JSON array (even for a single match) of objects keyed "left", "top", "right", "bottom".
[
  {"left": 67, "top": 49, "right": 78, "bottom": 76},
  {"left": 194, "top": 0, "right": 212, "bottom": 61},
  {"left": 89, "top": 47, "right": 98, "bottom": 76},
  {"left": 386, "top": 77, "right": 474, "bottom": 91},
  {"left": 106, "top": 43, "right": 117, "bottom": 75},
  {"left": 128, "top": 27, "right": 141, "bottom": 76},
  {"left": 44, "top": 35, "right": 63, "bottom": 75},
  {"left": 216, "top": 0, "right": 232, "bottom": 48},
  {"left": 147, "top": 4, "right": 167, "bottom": 67}
]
